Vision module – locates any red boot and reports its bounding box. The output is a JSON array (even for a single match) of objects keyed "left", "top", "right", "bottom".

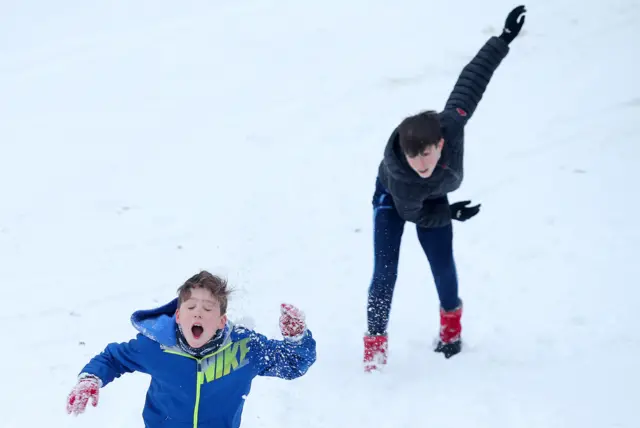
[
  {"left": 434, "top": 303, "right": 463, "bottom": 358},
  {"left": 363, "top": 334, "right": 388, "bottom": 372}
]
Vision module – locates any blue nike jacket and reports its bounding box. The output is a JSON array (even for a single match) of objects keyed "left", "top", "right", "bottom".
[{"left": 79, "top": 298, "right": 316, "bottom": 428}]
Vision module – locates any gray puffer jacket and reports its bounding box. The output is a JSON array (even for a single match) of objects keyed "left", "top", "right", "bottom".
[{"left": 377, "top": 36, "right": 510, "bottom": 228}]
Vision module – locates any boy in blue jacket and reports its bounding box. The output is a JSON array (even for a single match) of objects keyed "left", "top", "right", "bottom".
[{"left": 66, "top": 270, "right": 316, "bottom": 427}]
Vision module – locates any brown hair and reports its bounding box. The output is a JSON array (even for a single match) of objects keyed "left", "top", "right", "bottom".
[
  {"left": 397, "top": 110, "right": 443, "bottom": 157},
  {"left": 177, "top": 270, "right": 231, "bottom": 314}
]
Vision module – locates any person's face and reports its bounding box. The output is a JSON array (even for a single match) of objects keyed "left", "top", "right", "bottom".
[
  {"left": 405, "top": 139, "right": 444, "bottom": 178},
  {"left": 176, "top": 288, "right": 227, "bottom": 348}
]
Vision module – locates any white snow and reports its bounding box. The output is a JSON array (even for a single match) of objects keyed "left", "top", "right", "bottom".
[{"left": 1, "top": 0, "right": 639, "bottom": 427}]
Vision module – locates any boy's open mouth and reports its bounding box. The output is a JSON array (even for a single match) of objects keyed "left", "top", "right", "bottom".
[{"left": 191, "top": 324, "right": 204, "bottom": 339}]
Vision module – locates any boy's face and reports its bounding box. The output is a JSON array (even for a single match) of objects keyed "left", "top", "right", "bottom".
[
  {"left": 405, "top": 138, "right": 444, "bottom": 178},
  {"left": 176, "top": 287, "right": 227, "bottom": 348}
]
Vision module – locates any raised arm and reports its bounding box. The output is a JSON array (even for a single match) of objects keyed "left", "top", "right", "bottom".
[
  {"left": 251, "top": 304, "right": 317, "bottom": 379},
  {"left": 444, "top": 5, "right": 527, "bottom": 123},
  {"left": 251, "top": 330, "right": 317, "bottom": 379}
]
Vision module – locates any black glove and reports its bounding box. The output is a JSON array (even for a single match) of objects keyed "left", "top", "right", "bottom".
[
  {"left": 450, "top": 201, "right": 480, "bottom": 222},
  {"left": 499, "top": 5, "right": 526, "bottom": 45}
]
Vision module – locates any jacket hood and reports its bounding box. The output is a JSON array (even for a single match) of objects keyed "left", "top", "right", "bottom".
[
  {"left": 130, "top": 298, "right": 235, "bottom": 351},
  {"left": 130, "top": 298, "right": 180, "bottom": 347}
]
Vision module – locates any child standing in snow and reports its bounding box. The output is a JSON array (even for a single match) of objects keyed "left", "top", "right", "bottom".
[
  {"left": 364, "top": 5, "right": 527, "bottom": 369},
  {"left": 66, "top": 270, "right": 316, "bottom": 427}
]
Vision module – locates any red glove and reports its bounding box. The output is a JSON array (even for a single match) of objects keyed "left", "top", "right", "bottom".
[
  {"left": 279, "top": 303, "right": 306, "bottom": 341},
  {"left": 67, "top": 375, "right": 101, "bottom": 415}
]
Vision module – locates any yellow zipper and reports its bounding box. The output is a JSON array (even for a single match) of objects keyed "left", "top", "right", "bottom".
[
  {"left": 164, "top": 343, "right": 232, "bottom": 428},
  {"left": 194, "top": 360, "right": 203, "bottom": 427}
]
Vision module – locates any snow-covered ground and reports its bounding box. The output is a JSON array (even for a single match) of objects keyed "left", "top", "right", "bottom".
[{"left": 1, "top": 0, "right": 639, "bottom": 427}]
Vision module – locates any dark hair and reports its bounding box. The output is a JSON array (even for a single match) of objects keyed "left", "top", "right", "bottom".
[
  {"left": 397, "top": 110, "right": 443, "bottom": 157},
  {"left": 177, "top": 270, "right": 231, "bottom": 314}
]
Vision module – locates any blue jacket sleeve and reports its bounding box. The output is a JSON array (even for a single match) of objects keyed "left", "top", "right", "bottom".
[
  {"left": 250, "top": 330, "right": 316, "bottom": 380},
  {"left": 79, "top": 333, "right": 150, "bottom": 387}
]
